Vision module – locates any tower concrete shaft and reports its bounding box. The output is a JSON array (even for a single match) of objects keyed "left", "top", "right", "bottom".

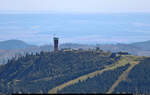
[{"left": 53, "top": 37, "right": 59, "bottom": 52}]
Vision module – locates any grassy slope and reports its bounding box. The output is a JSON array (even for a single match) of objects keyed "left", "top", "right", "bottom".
[
  {"left": 113, "top": 57, "right": 150, "bottom": 94},
  {"left": 49, "top": 55, "right": 143, "bottom": 93},
  {"left": 107, "top": 63, "right": 138, "bottom": 93}
]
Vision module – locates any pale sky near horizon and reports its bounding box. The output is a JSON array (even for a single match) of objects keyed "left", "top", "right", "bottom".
[{"left": 0, "top": 0, "right": 150, "bottom": 13}]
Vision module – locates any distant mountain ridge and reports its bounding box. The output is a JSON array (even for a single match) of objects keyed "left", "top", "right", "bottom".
[
  {"left": 0, "top": 39, "right": 150, "bottom": 64},
  {"left": 129, "top": 40, "right": 150, "bottom": 51},
  {"left": 1, "top": 39, "right": 150, "bottom": 51},
  {"left": 0, "top": 39, "right": 35, "bottom": 50}
]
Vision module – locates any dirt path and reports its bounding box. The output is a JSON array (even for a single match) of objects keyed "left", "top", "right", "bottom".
[
  {"left": 48, "top": 56, "right": 132, "bottom": 94},
  {"left": 48, "top": 55, "right": 142, "bottom": 94},
  {"left": 107, "top": 62, "right": 139, "bottom": 94}
]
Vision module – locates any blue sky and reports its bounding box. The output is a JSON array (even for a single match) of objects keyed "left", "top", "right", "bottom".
[
  {"left": 0, "top": 0, "right": 150, "bottom": 13},
  {"left": 0, "top": 0, "right": 150, "bottom": 45}
]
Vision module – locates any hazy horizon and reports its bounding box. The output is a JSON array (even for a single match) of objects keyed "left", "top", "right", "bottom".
[
  {"left": 0, "top": 13, "right": 150, "bottom": 45},
  {"left": 0, "top": 0, "right": 150, "bottom": 45}
]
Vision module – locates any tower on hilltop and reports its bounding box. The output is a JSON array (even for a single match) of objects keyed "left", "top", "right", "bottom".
[{"left": 53, "top": 37, "right": 59, "bottom": 52}]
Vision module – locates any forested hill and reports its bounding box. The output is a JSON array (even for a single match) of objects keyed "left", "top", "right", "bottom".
[
  {"left": 0, "top": 49, "right": 115, "bottom": 93},
  {"left": 0, "top": 49, "right": 149, "bottom": 94}
]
